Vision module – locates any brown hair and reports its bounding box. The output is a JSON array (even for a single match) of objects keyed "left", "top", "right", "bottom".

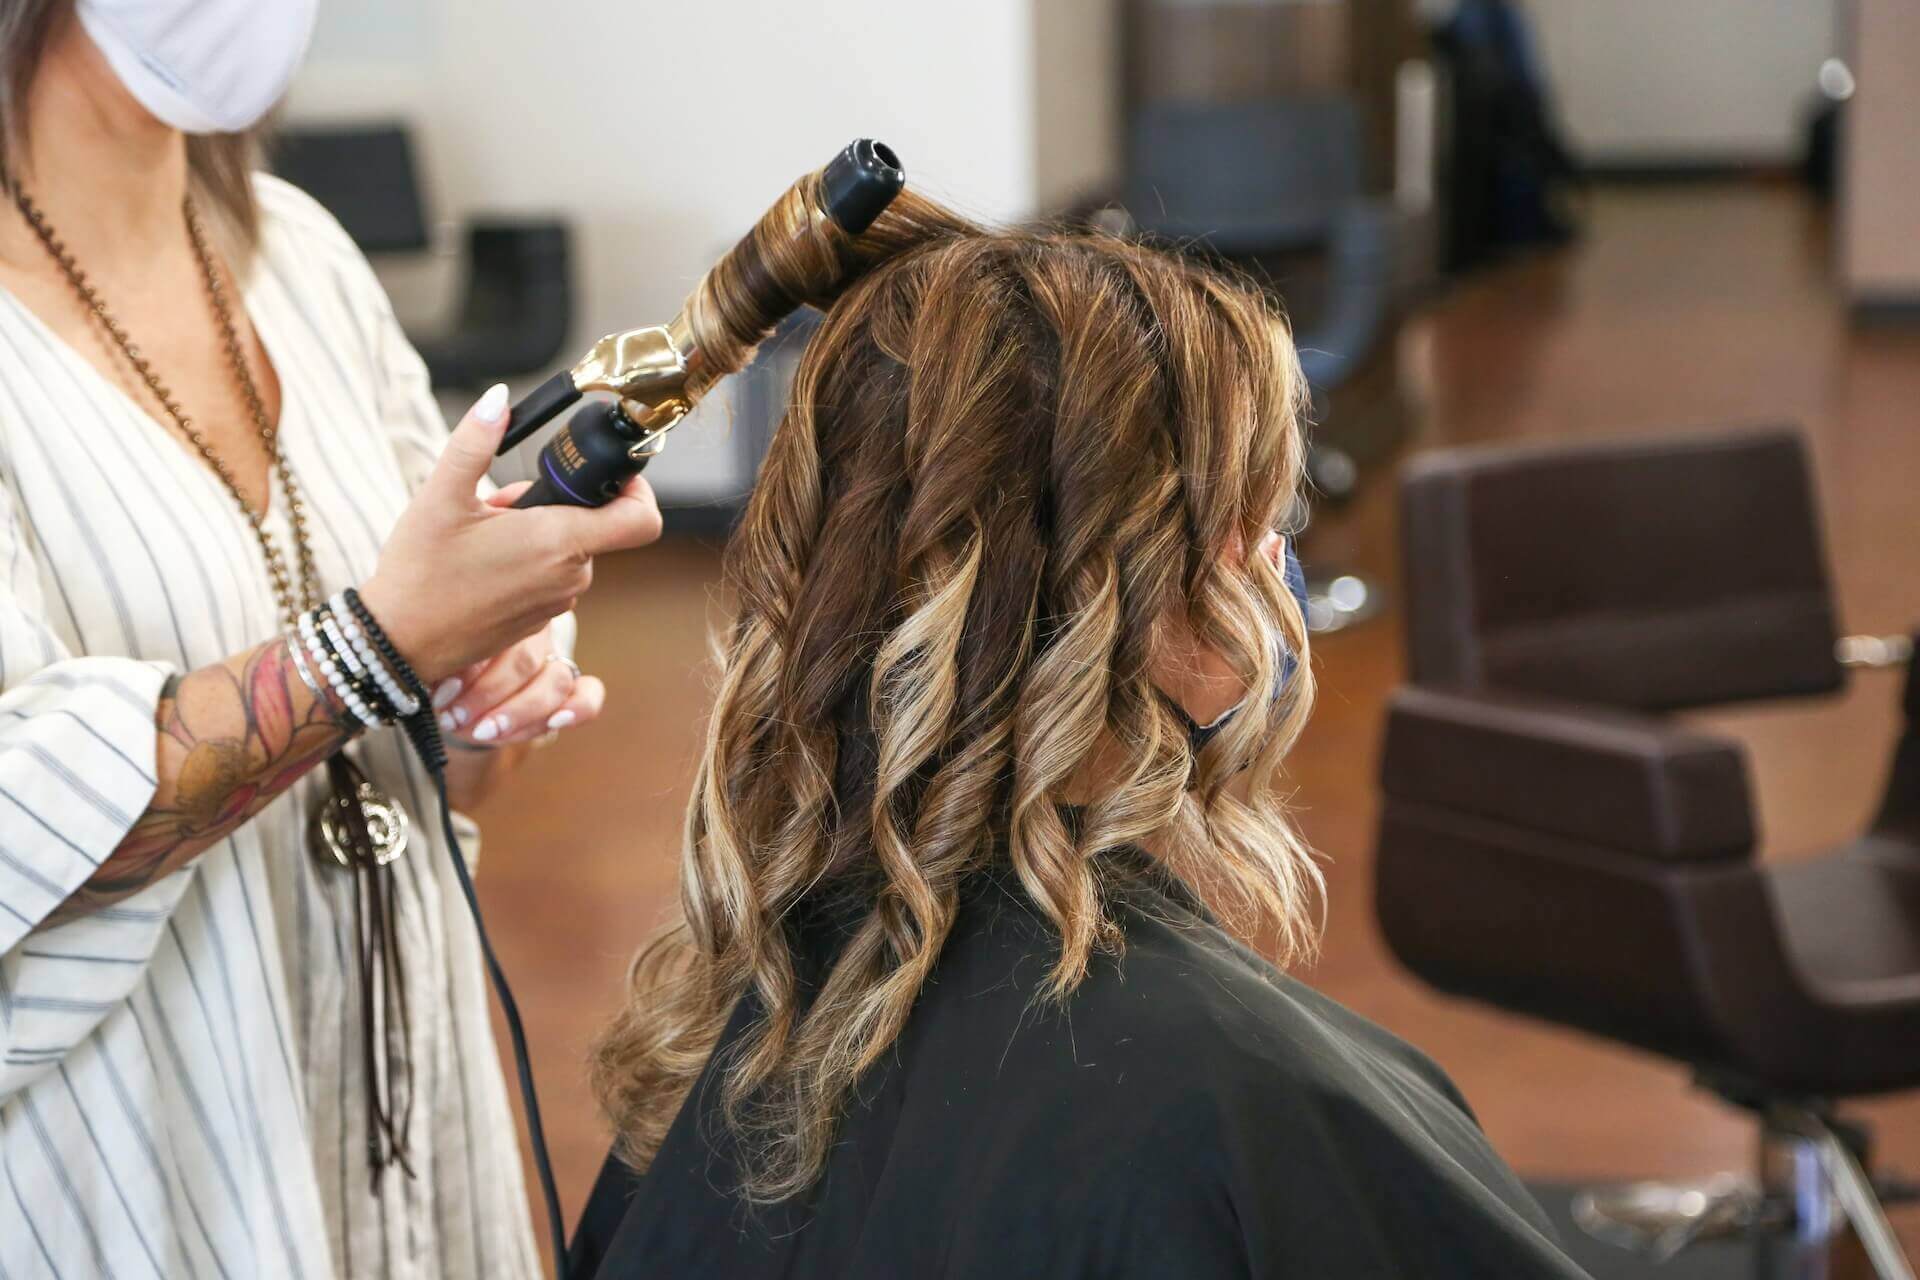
[
  {"left": 0, "top": 0, "right": 261, "bottom": 252},
  {"left": 592, "top": 189, "right": 1320, "bottom": 1203}
]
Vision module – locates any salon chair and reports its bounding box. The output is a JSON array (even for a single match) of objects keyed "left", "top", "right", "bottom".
[
  {"left": 1375, "top": 428, "right": 1919, "bottom": 1277},
  {"left": 272, "top": 124, "right": 574, "bottom": 389},
  {"left": 1121, "top": 97, "right": 1397, "bottom": 631},
  {"left": 407, "top": 220, "right": 573, "bottom": 390}
]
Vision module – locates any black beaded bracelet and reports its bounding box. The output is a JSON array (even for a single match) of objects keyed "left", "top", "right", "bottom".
[
  {"left": 343, "top": 587, "right": 430, "bottom": 706},
  {"left": 299, "top": 605, "right": 383, "bottom": 728},
  {"left": 344, "top": 586, "right": 447, "bottom": 775},
  {"left": 312, "top": 600, "right": 402, "bottom": 723}
]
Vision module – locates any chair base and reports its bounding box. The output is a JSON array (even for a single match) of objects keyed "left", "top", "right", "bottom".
[
  {"left": 1561, "top": 1107, "right": 1916, "bottom": 1280},
  {"left": 1537, "top": 1183, "right": 1845, "bottom": 1278}
]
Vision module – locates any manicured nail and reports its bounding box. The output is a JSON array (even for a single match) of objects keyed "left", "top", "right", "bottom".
[
  {"left": 438, "top": 711, "right": 455, "bottom": 733},
  {"left": 432, "top": 678, "right": 463, "bottom": 710},
  {"left": 546, "top": 710, "right": 575, "bottom": 731},
  {"left": 451, "top": 706, "right": 469, "bottom": 727},
  {"left": 473, "top": 716, "right": 500, "bottom": 743},
  {"left": 473, "top": 383, "right": 509, "bottom": 425}
]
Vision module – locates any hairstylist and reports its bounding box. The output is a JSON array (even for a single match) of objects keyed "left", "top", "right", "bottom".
[{"left": 0, "top": 2, "right": 658, "bottom": 1276}]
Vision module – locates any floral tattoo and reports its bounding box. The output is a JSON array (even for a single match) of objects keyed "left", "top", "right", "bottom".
[{"left": 45, "top": 638, "right": 351, "bottom": 926}]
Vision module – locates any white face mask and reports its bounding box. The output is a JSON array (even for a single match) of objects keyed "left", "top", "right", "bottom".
[{"left": 76, "top": 0, "right": 319, "bottom": 135}]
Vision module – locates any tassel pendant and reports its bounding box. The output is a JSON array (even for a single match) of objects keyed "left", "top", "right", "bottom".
[
  {"left": 311, "top": 753, "right": 416, "bottom": 1184},
  {"left": 313, "top": 755, "right": 410, "bottom": 868}
]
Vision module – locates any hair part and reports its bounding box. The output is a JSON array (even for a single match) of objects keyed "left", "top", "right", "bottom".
[
  {"left": 0, "top": 0, "right": 262, "bottom": 253},
  {"left": 591, "top": 192, "right": 1320, "bottom": 1204}
]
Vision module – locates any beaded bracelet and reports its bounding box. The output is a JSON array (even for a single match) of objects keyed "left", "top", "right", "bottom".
[
  {"left": 330, "top": 592, "right": 420, "bottom": 717},
  {"left": 341, "top": 587, "right": 447, "bottom": 776},
  {"left": 312, "top": 603, "right": 389, "bottom": 722},
  {"left": 343, "top": 588, "right": 431, "bottom": 709},
  {"left": 321, "top": 599, "right": 415, "bottom": 724},
  {"left": 300, "top": 608, "right": 385, "bottom": 729}
]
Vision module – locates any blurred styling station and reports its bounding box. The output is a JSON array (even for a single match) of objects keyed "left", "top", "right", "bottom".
[{"left": 124, "top": 0, "right": 1920, "bottom": 1275}]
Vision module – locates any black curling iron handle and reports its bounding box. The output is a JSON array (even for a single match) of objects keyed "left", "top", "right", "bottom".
[
  {"left": 512, "top": 400, "right": 650, "bottom": 509},
  {"left": 499, "top": 370, "right": 580, "bottom": 455}
]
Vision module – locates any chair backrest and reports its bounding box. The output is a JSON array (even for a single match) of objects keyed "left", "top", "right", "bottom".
[
  {"left": 271, "top": 124, "right": 429, "bottom": 254},
  {"left": 410, "top": 219, "right": 575, "bottom": 389},
  {"left": 1400, "top": 427, "right": 1842, "bottom": 710},
  {"left": 1123, "top": 98, "right": 1363, "bottom": 253}
]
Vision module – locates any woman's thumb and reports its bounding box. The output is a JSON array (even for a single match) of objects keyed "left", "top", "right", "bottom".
[{"left": 426, "top": 383, "right": 513, "bottom": 502}]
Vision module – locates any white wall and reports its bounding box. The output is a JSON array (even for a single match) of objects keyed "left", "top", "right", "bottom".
[
  {"left": 286, "top": 0, "right": 1041, "bottom": 499},
  {"left": 1842, "top": 0, "right": 1920, "bottom": 302},
  {"left": 1519, "top": 0, "right": 1836, "bottom": 164},
  {"left": 1032, "top": 0, "right": 1123, "bottom": 213}
]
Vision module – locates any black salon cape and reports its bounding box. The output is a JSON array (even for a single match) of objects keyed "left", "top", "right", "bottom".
[{"left": 569, "top": 853, "right": 1592, "bottom": 1279}]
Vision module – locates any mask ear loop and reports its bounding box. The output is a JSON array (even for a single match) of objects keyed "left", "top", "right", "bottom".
[{"left": 1174, "top": 538, "right": 1312, "bottom": 754}]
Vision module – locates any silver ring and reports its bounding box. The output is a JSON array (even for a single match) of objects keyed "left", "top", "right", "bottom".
[{"left": 546, "top": 654, "right": 583, "bottom": 684}]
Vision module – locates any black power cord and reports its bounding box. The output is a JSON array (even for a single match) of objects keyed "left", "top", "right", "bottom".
[
  {"left": 345, "top": 589, "right": 568, "bottom": 1280},
  {"left": 432, "top": 770, "right": 568, "bottom": 1280}
]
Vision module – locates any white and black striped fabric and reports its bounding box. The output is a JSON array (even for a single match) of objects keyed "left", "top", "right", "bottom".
[{"left": 0, "top": 176, "right": 541, "bottom": 1279}]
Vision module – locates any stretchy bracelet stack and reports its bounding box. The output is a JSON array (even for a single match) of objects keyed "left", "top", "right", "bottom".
[{"left": 286, "top": 589, "right": 432, "bottom": 731}]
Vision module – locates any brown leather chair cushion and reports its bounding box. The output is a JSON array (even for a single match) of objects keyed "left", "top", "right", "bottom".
[
  {"left": 1400, "top": 428, "right": 1843, "bottom": 710},
  {"left": 1382, "top": 686, "right": 1755, "bottom": 860}
]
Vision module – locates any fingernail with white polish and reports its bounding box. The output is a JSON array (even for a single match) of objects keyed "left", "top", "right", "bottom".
[
  {"left": 451, "top": 706, "right": 469, "bottom": 727},
  {"left": 432, "top": 678, "right": 463, "bottom": 711},
  {"left": 473, "top": 383, "right": 509, "bottom": 425},
  {"left": 473, "top": 716, "right": 503, "bottom": 743},
  {"left": 547, "top": 710, "right": 575, "bottom": 731},
  {"left": 438, "top": 711, "right": 456, "bottom": 733}
]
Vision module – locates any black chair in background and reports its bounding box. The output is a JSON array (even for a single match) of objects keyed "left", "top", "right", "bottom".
[
  {"left": 407, "top": 221, "right": 572, "bottom": 391},
  {"left": 1117, "top": 97, "right": 1399, "bottom": 631},
  {"left": 272, "top": 124, "right": 575, "bottom": 392},
  {"left": 271, "top": 125, "right": 431, "bottom": 253},
  {"left": 1376, "top": 428, "right": 1919, "bottom": 1277}
]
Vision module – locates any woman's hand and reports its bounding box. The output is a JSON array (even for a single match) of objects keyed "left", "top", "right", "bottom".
[
  {"left": 431, "top": 626, "right": 605, "bottom": 747},
  {"left": 357, "top": 383, "right": 663, "bottom": 687}
]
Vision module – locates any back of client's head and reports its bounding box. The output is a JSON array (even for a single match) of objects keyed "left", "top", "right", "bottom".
[{"left": 593, "top": 191, "right": 1319, "bottom": 1201}]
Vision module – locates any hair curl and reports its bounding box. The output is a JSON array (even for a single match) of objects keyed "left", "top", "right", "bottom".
[{"left": 592, "top": 191, "right": 1320, "bottom": 1203}]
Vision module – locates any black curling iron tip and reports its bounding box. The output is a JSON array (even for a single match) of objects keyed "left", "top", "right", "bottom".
[{"left": 820, "top": 138, "right": 905, "bottom": 235}]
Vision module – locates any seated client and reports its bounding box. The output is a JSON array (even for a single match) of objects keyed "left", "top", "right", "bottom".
[{"left": 569, "top": 199, "right": 1591, "bottom": 1278}]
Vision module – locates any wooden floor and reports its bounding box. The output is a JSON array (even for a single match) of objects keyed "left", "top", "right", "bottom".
[{"left": 469, "top": 182, "right": 1920, "bottom": 1260}]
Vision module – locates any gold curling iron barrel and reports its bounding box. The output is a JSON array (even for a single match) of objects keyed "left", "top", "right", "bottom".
[{"left": 499, "top": 139, "right": 905, "bottom": 508}]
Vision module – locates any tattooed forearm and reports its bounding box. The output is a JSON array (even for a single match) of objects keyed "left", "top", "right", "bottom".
[{"left": 45, "top": 638, "right": 355, "bottom": 926}]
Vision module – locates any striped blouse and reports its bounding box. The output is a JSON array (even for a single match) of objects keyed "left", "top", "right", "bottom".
[{"left": 0, "top": 176, "right": 542, "bottom": 1279}]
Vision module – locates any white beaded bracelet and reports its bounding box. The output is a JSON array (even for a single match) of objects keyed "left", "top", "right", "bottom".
[
  {"left": 301, "top": 612, "right": 383, "bottom": 729},
  {"left": 329, "top": 592, "right": 419, "bottom": 717},
  {"left": 319, "top": 611, "right": 366, "bottom": 679}
]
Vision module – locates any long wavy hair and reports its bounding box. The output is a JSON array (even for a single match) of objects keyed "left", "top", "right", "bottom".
[{"left": 592, "top": 190, "right": 1320, "bottom": 1203}]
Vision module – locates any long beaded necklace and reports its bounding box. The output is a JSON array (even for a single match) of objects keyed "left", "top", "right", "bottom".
[
  {"left": 14, "top": 187, "right": 416, "bottom": 1178},
  {"left": 18, "top": 192, "right": 323, "bottom": 629}
]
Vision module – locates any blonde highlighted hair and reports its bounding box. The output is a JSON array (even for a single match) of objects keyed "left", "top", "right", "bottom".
[{"left": 592, "top": 191, "right": 1320, "bottom": 1203}]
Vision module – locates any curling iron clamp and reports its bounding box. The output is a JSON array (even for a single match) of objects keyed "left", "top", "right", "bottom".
[{"left": 497, "top": 138, "right": 906, "bottom": 507}]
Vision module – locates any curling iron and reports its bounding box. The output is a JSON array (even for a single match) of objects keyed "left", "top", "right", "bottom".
[{"left": 497, "top": 138, "right": 906, "bottom": 507}]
